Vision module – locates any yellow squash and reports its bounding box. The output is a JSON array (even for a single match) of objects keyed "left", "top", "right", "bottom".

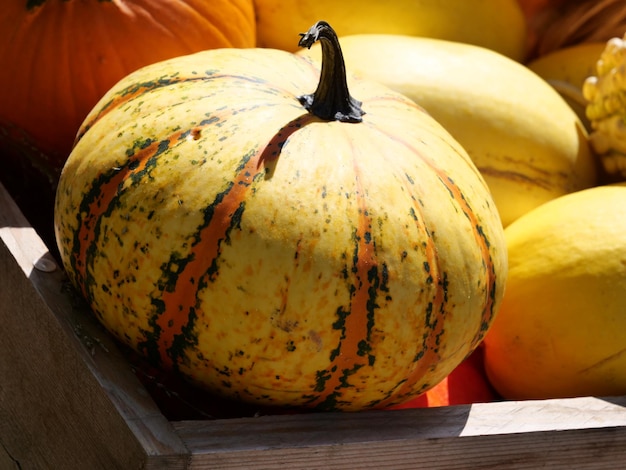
[
  {"left": 300, "top": 34, "right": 598, "bottom": 226},
  {"left": 483, "top": 184, "right": 626, "bottom": 400},
  {"left": 527, "top": 42, "right": 606, "bottom": 91},
  {"left": 254, "top": 0, "right": 527, "bottom": 61},
  {"left": 527, "top": 42, "right": 607, "bottom": 130}
]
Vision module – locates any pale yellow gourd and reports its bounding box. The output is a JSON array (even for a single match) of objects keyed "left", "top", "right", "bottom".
[
  {"left": 300, "top": 34, "right": 597, "bottom": 226},
  {"left": 255, "top": 0, "right": 527, "bottom": 61},
  {"left": 483, "top": 184, "right": 626, "bottom": 400},
  {"left": 527, "top": 42, "right": 606, "bottom": 130}
]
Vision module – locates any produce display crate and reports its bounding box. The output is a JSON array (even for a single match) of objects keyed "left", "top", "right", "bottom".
[{"left": 2, "top": 180, "right": 626, "bottom": 470}]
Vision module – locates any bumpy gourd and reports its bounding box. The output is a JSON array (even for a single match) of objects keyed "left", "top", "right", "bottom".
[
  {"left": 55, "top": 22, "right": 507, "bottom": 411},
  {"left": 584, "top": 34, "right": 626, "bottom": 181}
]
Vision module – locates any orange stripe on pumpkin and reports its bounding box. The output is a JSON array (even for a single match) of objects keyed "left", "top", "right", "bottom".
[
  {"left": 156, "top": 155, "right": 261, "bottom": 367},
  {"left": 438, "top": 174, "right": 498, "bottom": 343},
  {"left": 73, "top": 135, "right": 176, "bottom": 299},
  {"left": 157, "top": 114, "right": 316, "bottom": 369},
  {"left": 391, "top": 172, "right": 497, "bottom": 404},
  {"left": 305, "top": 151, "right": 380, "bottom": 410},
  {"left": 374, "top": 193, "right": 445, "bottom": 409},
  {"left": 363, "top": 124, "right": 498, "bottom": 407}
]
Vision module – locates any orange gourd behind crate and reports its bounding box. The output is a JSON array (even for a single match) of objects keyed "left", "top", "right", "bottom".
[
  {"left": 388, "top": 346, "right": 497, "bottom": 409},
  {"left": 0, "top": 0, "right": 256, "bottom": 181}
]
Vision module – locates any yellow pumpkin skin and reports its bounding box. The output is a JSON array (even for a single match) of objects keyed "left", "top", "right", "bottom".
[
  {"left": 54, "top": 33, "right": 507, "bottom": 411},
  {"left": 483, "top": 184, "right": 626, "bottom": 400},
  {"left": 300, "top": 34, "right": 598, "bottom": 227},
  {"left": 254, "top": 0, "right": 527, "bottom": 61}
]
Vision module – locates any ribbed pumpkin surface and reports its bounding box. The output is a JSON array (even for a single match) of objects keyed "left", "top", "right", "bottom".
[{"left": 54, "top": 43, "right": 507, "bottom": 411}]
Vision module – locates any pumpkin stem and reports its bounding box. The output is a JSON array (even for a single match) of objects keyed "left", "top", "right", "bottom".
[{"left": 298, "top": 21, "right": 365, "bottom": 123}]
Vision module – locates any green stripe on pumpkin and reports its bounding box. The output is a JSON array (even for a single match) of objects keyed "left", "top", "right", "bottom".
[
  {"left": 304, "top": 156, "right": 383, "bottom": 411},
  {"left": 76, "top": 73, "right": 279, "bottom": 145}
]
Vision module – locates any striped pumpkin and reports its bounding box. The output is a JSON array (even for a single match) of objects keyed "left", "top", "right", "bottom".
[{"left": 54, "top": 22, "right": 508, "bottom": 411}]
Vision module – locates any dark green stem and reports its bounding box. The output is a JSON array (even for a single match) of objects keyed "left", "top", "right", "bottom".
[{"left": 297, "top": 21, "right": 365, "bottom": 123}]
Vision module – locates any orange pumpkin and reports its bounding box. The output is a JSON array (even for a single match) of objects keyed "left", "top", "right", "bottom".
[{"left": 0, "top": 0, "right": 256, "bottom": 181}]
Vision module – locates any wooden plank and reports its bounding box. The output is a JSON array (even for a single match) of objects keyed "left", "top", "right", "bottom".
[
  {"left": 173, "top": 396, "right": 626, "bottom": 469},
  {"left": 0, "top": 182, "right": 189, "bottom": 469},
  {"left": 0, "top": 442, "right": 21, "bottom": 470}
]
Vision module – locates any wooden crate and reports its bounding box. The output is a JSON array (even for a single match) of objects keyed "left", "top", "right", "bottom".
[{"left": 1, "top": 180, "right": 626, "bottom": 469}]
